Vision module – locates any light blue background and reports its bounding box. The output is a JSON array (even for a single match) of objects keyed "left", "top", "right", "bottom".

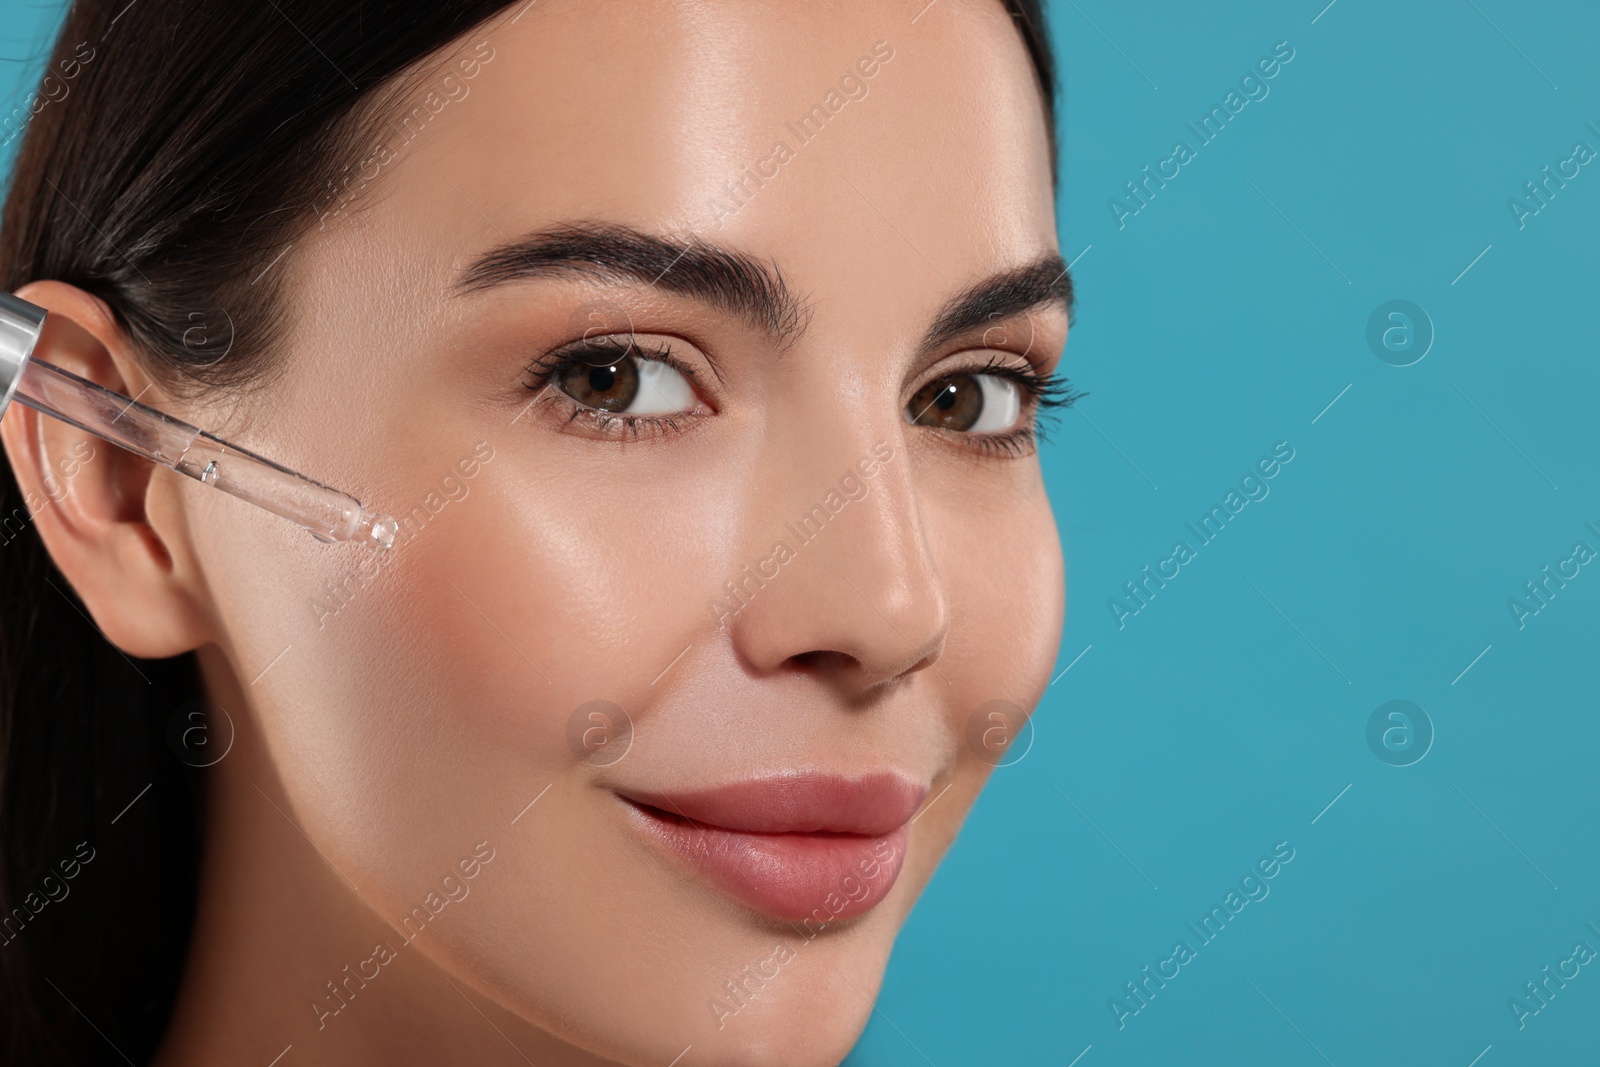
[{"left": 5, "top": 2, "right": 1597, "bottom": 1065}]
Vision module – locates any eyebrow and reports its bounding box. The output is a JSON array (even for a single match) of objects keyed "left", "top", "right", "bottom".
[
  {"left": 454, "top": 221, "right": 810, "bottom": 342},
  {"left": 918, "top": 254, "right": 1074, "bottom": 354},
  {"left": 454, "top": 220, "right": 1073, "bottom": 353}
]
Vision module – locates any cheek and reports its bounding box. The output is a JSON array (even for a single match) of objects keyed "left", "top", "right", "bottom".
[
  {"left": 933, "top": 485, "right": 1064, "bottom": 713},
  {"left": 229, "top": 452, "right": 736, "bottom": 872},
  {"left": 396, "top": 481, "right": 725, "bottom": 727},
  {"left": 894, "top": 478, "right": 1062, "bottom": 883}
]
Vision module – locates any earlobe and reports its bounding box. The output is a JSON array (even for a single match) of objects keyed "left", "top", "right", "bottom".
[{"left": 0, "top": 280, "right": 214, "bottom": 658}]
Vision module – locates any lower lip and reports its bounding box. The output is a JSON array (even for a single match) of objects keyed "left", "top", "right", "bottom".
[{"left": 621, "top": 799, "right": 910, "bottom": 922}]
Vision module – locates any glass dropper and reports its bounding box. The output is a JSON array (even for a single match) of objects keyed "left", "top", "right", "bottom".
[{"left": 0, "top": 291, "right": 397, "bottom": 548}]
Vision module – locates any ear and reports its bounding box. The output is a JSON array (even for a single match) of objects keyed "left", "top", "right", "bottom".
[{"left": 0, "top": 280, "right": 214, "bottom": 657}]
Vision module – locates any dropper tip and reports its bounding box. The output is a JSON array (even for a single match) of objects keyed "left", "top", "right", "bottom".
[{"left": 366, "top": 513, "right": 399, "bottom": 549}]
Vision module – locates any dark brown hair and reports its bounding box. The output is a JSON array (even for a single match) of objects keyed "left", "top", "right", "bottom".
[{"left": 0, "top": 1, "right": 1056, "bottom": 1061}]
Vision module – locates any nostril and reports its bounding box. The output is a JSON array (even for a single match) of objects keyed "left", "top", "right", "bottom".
[{"left": 787, "top": 649, "right": 857, "bottom": 675}]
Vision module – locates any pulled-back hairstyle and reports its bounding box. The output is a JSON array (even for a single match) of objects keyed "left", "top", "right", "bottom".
[{"left": 0, "top": 1, "right": 1056, "bottom": 1060}]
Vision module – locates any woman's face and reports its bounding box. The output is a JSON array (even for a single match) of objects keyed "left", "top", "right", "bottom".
[{"left": 178, "top": 0, "right": 1065, "bottom": 1062}]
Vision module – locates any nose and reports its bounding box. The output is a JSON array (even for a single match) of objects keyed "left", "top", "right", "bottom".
[{"left": 722, "top": 433, "right": 949, "bottom": 695}]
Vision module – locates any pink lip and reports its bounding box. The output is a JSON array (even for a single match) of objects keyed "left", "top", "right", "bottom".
[{"left": 616, "top": 773, "right": 926, "bottom": 922}]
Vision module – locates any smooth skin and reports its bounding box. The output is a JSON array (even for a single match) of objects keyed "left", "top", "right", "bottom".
[{"left": 1, "top": 0, "right": 1067, "bottom": 1063}]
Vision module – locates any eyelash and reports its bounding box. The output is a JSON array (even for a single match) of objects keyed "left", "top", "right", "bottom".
[
  {"left": 943, "top": 354, "right": 1085, "bottom": 458},
  {"left": 521, "top": 337, "right": 701, "bottom": 442},
  {"left": 520, "top": 338, "right": 1085, "bottom": 454}
]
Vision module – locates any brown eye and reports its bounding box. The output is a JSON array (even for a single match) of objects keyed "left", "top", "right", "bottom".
[
  {"left": 545, "top": 342, "right": 700, "bottom": 416},
  {"left": 907, "top": 376, "right": 980, "bottom": 430},
  {"left": 556, "top": 352, "right": 640, "bottom": 412},
  {"left": 906, "top": 373, "right": 1024, "bottom": 433}
]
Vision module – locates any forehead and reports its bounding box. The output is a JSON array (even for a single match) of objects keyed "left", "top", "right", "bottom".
[{"left": 317, "top": 0, "right": 1056, "bottom": 326}]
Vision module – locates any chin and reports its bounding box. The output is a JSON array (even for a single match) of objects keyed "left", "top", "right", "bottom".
[{"left": 669, "top": 967, "right": 883, "bottom": 1067}]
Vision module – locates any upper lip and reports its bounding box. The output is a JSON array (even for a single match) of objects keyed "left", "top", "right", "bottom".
[{"left": 616, "top": 772, "right": 928, "bottom": 836}]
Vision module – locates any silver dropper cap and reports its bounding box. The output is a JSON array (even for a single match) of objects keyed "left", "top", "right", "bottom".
[{"left": 0, "top": 291, "right": 46, "bottom": 422}]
